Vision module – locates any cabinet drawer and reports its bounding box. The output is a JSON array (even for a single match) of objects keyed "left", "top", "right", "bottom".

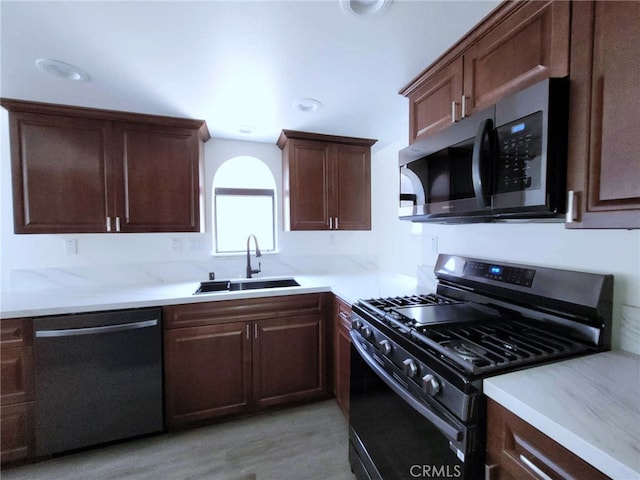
[
  {"left": 163, "top": 293, "right": 327, "bottom": 329},
  {"left": 1, "top": 319, "right": 33, "bottom": 348},
  {"left": 486, "top": 399, "right": 610, "bottom": 480},
  {"left": 334, "top": 296, "right": 352, "bottom": 330}
]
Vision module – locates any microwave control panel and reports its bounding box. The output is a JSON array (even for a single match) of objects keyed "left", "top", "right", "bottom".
[{"left": 495, "top": 111, "right": 543, "bottom": 194}]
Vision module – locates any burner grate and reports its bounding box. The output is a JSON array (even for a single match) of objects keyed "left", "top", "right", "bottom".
[
  {"left": 364, "top": 293, "right": 451, "bottom": 310},
  {"left": 412, "top": 319, "right": 591, "bottom": 374}
]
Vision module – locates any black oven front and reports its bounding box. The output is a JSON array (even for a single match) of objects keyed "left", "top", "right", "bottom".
[{"left": 349, "top": 330, "right": 485, "bottom": 480}]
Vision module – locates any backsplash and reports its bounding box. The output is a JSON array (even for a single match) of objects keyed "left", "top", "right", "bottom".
[
  {"left": 5, "top": 254, "right": 379, "bottom": 292},
  {"left": 620, "top": 305, "right": 640, "bottom": 355}
]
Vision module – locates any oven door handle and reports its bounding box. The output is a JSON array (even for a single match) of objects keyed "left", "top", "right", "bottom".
[{"left": 351, "top": 336, "right": 463, "bottom": 443}]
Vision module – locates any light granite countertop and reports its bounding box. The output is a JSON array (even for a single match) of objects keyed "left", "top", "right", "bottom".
[
  {"left": 0, "top": 271, "right": 419, "bottom": 319},
  {"left": 484, "top": 350, "right": 640, "bottom": 479}
]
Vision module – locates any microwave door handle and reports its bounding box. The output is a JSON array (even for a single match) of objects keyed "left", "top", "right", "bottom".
[{"left": 472, "top": 118, "right": 494, "bottom": 209}]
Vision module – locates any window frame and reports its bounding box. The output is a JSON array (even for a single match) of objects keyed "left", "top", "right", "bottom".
[{"left": 213, "top": 187, "right": 276, "bottom": 254}]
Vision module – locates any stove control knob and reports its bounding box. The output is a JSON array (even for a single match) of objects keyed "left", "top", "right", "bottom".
[
  {"left": 352, "top": 319, "right": 362, "bottom": 331},
  {"left": 422, "top": 373, "right": 440, "bottom": 396},
  {"left": 402, "top": 359, "right": 418, "bottom": 378},
  {"left": 379, "top": 339, "right": 392, "bottom": 355},
  {"left": 362, "top": 326, "right": 373, "bottom": 340}
]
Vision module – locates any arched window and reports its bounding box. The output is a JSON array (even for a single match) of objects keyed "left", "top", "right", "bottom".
[{"left": 212, "top": 156, "right": 277, "bottom": 254}]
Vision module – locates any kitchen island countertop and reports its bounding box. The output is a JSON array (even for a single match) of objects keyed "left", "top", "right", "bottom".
[{"left": 484, "top": 350, "right": 640, "bottom": 479}]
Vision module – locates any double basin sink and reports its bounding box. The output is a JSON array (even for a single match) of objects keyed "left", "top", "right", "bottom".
[{"left": 194, "top": 277, "right": 300, "bottom": 294}]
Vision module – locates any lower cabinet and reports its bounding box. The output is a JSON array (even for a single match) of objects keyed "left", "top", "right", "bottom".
[
  {"left": 253, "top": 315, "right": 325, "bottom": 409},
  {"left": 333, "top": 296, "right": 351, "bottom": 418},
  {"left": 163, "top": 294, "right": 329, "bottom": 430},
  {"left": 164, "top": 322, "right": 252, "bottom": 426},
  {"left": 486, "top": 399, "right": 609, "bottom": 480},
  {"left": 0, "top": 318, "right": 35, "bottom": 465}
]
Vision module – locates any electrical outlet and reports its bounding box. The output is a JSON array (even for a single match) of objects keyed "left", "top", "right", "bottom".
[
  {"left": 188, "top": 238, "right": 204, "bottom": 252},
  {"left": 171, "top": 238, "right": 183, "bottom": 252},
  {"left": 64, "top": 239, "right": 78, "bottom": 255},
  {"left": 209, "top": 272, "right": 216, "bottom": 280},
  {"left": 429, "top": 236, "right": 438, "bottom": 254}
]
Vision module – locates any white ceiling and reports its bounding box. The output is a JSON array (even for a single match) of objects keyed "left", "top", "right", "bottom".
[{"left": 1, "top": 0, "right": 499, "bottom": 150}]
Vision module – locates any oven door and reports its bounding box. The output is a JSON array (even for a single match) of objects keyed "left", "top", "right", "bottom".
[{"left": 349, "top": 334, "right": 483, "bottom": 480}]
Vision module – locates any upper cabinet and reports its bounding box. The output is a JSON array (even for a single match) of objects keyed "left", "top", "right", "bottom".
[
  {"left": 1, "top": 99, "right": 209, "bottom": 234},
  {"left": 278, "top": 130, "right": 376, "bottom": 231},
  {"left": 566, "top": 1, "right": 640, "bottom": 229},
  {"left": 400, "top": 0, "right": 570, "bottom": 143}
]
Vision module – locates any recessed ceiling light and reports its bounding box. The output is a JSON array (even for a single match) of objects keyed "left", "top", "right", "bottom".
[
  {"left": 35, "top": 59, "right": 90, "bottom": 82},
  {"left": 340, "top": 0, "right": 392, "bottom": 17},
  {"left": 238, "top": 125, "right": 256, "bottom": 135},
  {"left": 293, "top": 98, "right": 323, "bottom": 113}
]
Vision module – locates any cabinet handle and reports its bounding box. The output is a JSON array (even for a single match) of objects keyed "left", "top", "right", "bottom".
[
  {"left": 115, "top": 216, "right": 121, "bottom": 232},
  {"left": 566, "top": 190, "right": 578, "bottom": 223},
  {"left": 484, "top": 464, "right": 499, "bottom": 480},
  {"left": 519, "top": 454, "right": 554, "bottom": 480},
  {"left": 335, "top": 217, "right": 339, "bottom": 230},
  {"left": 246, "top": 324, "right": 250, "bottom": 340},
  {"left": 462, "top": 95, "right": 467, "bottom": 118},
  {"left": 254, "top": 323, "right": 258, "bottom": 339},
  {"left": 106, "top": 217, "right": 112, "bottom": 232},
  {"left": 451, "top": 101, "right": 456, "bottom": 123},
  {"left": 329, "top": 217, "right": 333, "bottom": 229}
]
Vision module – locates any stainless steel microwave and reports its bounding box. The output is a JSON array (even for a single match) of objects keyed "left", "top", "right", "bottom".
[{"left": 399, "top": 78, "right": 569, "bottom": 223}]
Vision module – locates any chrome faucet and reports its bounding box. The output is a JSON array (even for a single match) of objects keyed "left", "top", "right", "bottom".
[{"left": 246, "top": 234, "right": 262, "bottom": 278}]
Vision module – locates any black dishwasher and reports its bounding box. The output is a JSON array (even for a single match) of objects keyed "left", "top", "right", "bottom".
[{"left": 33, "top": 308, "right": 163, "bottom": 456}]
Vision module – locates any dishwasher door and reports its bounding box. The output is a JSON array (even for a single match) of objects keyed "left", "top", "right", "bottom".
[{"left": 34, "top": 308, "right": 163, "bottom": 456}]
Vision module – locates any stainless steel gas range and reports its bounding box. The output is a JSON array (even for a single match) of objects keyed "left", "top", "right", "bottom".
[{"left": 348, "top": 254, "right": 613, "bottom": 480}]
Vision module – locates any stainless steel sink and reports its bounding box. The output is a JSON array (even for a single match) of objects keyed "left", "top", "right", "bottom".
[
  {"left": 194, "top": 277, "right": 300, "bottom": 294},
  {"left": 228, "top": 278, "right": 300, "bottom": 291}
]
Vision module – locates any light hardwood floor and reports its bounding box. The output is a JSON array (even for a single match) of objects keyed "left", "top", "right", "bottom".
[{"left": 2, "top": 400, "right": 356, "bottom": 480}]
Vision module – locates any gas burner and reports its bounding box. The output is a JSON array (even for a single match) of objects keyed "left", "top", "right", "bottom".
[{"left": 442, "top": 339, "right": 486, "bottom": 362}]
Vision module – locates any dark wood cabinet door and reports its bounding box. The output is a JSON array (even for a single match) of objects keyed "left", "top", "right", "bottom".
[
  {"left": 0, "top": 402, "right": 34, "bottom": 464},
  {"left": 8, "top": 112, "right": 111, "bottom": 233},
  {"left": 0, "top": 347, "right": 34, "bottom": 407},
  {"left": 113, "top": 123, "right": 201, "bottom": 232},
  {"left": 486, "top": 399, "right": 609, "bottom": 480},
  {"left": 407, "top": 56, "right": 463, "bottom": 142},
  {"left": 333, "top": 296, "right": 351, "bottom": 418},
  {"left": 285, "top": 139, "right": 332, "bottom": 230},
  {"left": 463, "top": 0, "right": 570, "bottom": 114},
  {"left": 279, "top": 130, "right": 375, "bottom": 231},
  {"left": 253, "top": 315, "right": 325, "bottom": 408},
  {"left": 566, "top": 1, "right": 640, "bottom": 229},
  {"left": 333, "top": 144, "right": 371, "bottom": 230},
  {"left": 1, "top": 319, "right": 34, "bottom": 407},
  {"left": 164, "top": 322, "right": 252, "bottom": 429}
]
